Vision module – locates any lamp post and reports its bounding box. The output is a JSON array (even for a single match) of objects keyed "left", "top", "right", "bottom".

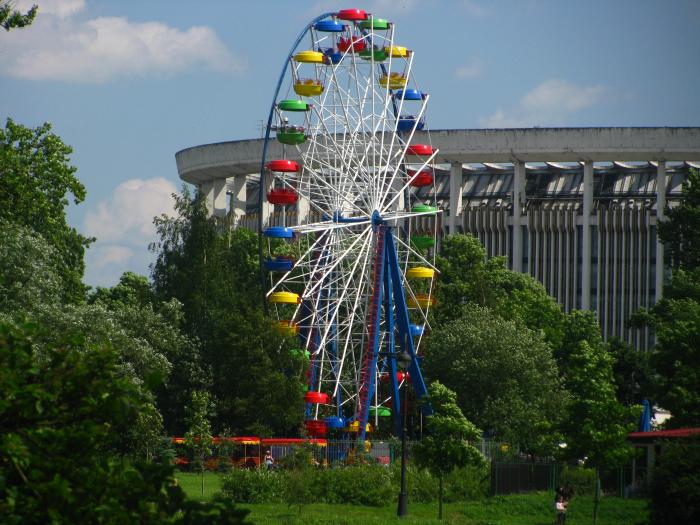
[{"left": 396, "top": 350, "right": 411, "bottom": 518}]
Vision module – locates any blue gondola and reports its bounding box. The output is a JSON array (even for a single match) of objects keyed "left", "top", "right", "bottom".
[
  {"left": 397, "top": 115, "right": 425, "bottom": 132},
  {"left": 264, "top": 257, "right": 295, "bottom": 272},
  {"left": 410, "top": 324, "right": 424, "bottom": 337},
  {"left": 324, "top": 416, "right": 346, "bottom": 429},
  {"left": 395, "top": 89, "right": 424, "bottom": 101},
  {"left": 264, "top": 226, "right": 295, "bottom": 239},
  {"left": 321, "top": 47, "right": 343, "bottom": 65},
  {"left": 314, "top": 20, "right": 345, "bottom": 32}
]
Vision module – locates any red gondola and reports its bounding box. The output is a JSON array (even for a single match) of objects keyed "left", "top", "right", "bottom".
[
  {"left": 266, "top": 159, "right": 300, "bottom": 173},
  {"left": 304, "top": 391, "right": 329, "bottom": 404},
  {"left": 407, "top": 169, "right": 433, "bottom": 187},
  {"left": 337, "top": 36, "right": 366, "bottom": 53},
  {"left": 267, "top": 188, "right": 299, "bottom": 205},
  {"left": 337, "top": 8, "right": 368, "bottom": 21},
  {"left": 406, "top": 144, "right": 433, "bottom": 156}
]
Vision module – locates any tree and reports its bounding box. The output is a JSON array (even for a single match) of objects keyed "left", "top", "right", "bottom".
[
  {"left": 557, "top": 315, "right": 637, "bottom": 524},
  {"left": 185, "top": 391, "right": 214, "bottom": 497},
  {"left": 633, "top": 297, "right": 700, "bottom": 428},
  {"left": 648, "top": 436, "right": 700, "bottom": 525},
  {"left": 434, "top": 234, "right": 565, "bottom": 348},
  {"left": 151, "top": 188, "right": 304, "bottom": 436},
  {"left": 658, "top": 169, "right": 700, "bottom": 271},
  {"left": 413, "top": 382, "right": 485, "bottom": 520},
  {"left": 424, "top": 304, "right": 566, "bottom": 456},
  {"left": 89, "top": 272, "right": 209, "bottom": 435},
  {"left": 607, "top": 337, "right": 653, "bottom": 406},
  {"left": 0, "top": 321, "right": 250, "bottom": 524},
  {"left": 630, "top": 169, "right": 700, "bottom": 428},
  {"left": 0, "top": 2, "right": 36, "bottom": 30},
  {"left": 0, "top": 119, "right": 92, "bottom": 302},
  {"left": 0, "top": 221, "right": 65, "bottom": 311}
]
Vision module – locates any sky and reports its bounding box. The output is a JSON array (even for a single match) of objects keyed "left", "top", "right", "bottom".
[{"left": 2, "top": 0, "right": 699, "bottom": 288}]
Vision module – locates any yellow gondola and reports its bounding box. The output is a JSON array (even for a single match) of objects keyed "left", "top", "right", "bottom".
[
  {"left": 408, "top": 293, "right": 435, "bottom": 308},
  {"left": 345, "top": 421, "right": 372, "bottom": 433},
  {"left": 294, "top": 50, "right": 326, "bottom": 63},
  {"left": 385, "top": 45, "right": 410, "bottom": 58},
  {"left": 276, "top": 320, "right": 299, "bottom": 337},
  {"left": 378, "top": 72, "right": 407, "bottom": 89},
  {"left": 406, "top": 267, "right": 435, "bottom": 279},
  {"left": 294, "top": 79, "right": 324, "bottom": 97},
  {"left": 268, "top": 291, "right": 301, "bottom": 304}
]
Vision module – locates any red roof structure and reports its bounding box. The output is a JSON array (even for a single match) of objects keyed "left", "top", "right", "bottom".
[{"left": 628, "top": 427, "right": 700, "bottom": 443}]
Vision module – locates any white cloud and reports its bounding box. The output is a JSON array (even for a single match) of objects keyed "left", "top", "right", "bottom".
[
  {"left": 83, "top": 178, "right": 176, "bottom": 286},
  {"left": 90, "top": 245, "right": 133, "bottom": 269},
  {"left": 84, "top": 178, "right": 176, "bottom": 242},
  {"left": 2, "top": 2, "right": 242, "bottom": 82},
  {"left": 479, "top": 79, "right": 608, "bottom": 128},
  {"left": 455, "top": 57, "right": 483, "bottom": 79}
]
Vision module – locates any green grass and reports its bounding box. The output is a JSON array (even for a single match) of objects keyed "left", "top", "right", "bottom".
[
  {"left": 240, "top": 494, "right": 648, "bottom": 525},
  {"left": 175, "top": 474, "right": 648, "bottom": 525},
  {"left": 175, "top": 471, "right": 221, "bottom": 502}
]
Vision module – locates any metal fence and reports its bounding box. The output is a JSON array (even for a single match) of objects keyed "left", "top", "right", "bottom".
[
  {"left": 264, "top": 438, "right": 506, "bottom": 467},
  {"left": 490, "top": 461, "right": 562, "bottom": 496}
]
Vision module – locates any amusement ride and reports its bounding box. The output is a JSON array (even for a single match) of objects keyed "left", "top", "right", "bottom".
[{"left": 258, "top": 8, "right": 439, "bottom": 442}]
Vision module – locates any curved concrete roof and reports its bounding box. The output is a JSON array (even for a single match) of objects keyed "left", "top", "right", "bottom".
[{"left": 176, "top": 127, "right": 700, "bottom": 185}]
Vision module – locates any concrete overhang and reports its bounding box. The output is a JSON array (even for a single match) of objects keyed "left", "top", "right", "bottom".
[{"left": 176, "top": 127, "right": 700, "bottom": 185}]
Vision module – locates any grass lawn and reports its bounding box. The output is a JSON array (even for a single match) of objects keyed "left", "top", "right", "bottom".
[
  {"left": 240, "top": 494, "right": 648, "bottom": 525},
  {"left": 175, "top": 471, "right": 221, "bottom": 502},
  {"left": 175, "top": 473, "right": 648, "bottom": 525}
]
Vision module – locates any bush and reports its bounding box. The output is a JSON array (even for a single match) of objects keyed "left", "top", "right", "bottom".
[
  {"left": 221, "top": 462, "right": 488, "bottom": 506},
  {"left": 649, "top": 437, "right": 700, "bottom": 525},
  {"left": 221, "top": 469, "right": 288, "bottom": 503},
  {"left": 559, "top": 466, "right": 596, "bottom": 495},
  {"left": 444, "top": 464, "right": 490, "bottom": 501}
]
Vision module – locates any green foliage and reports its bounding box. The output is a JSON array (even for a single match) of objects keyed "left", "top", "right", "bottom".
[
  {"left": 0, "top": 320, "right": 250, "bottom": 524},
  {"left": 559, "top": 466, "right": 596, "bottom": 496},
  {"left": 633, "top": 292, "right": 700, "bottom": 428},
  {"left": 151, "top": 188, "right": 304, "bottom": 435},
  {"left": 558, "top": 333, "right": 637, "bottom": 471},
  {"left": 0, "top": 119, "right": 92, "bottom": 302},
  {"left": 434, "top": 234, "right": 565, "bottom": 348},
  {"left": 0, "top": 2, "right": 36, "bottom": 30},
  {"left": 0, "top": 221, "right": 66, "bottom": 310},
  {"left": 185, "top": 391, "right": 214, "bottom": 495},
  {"left": 659, "top": 169, "right": 700, "bottom": 271},
  {"left": 424, "top": 305, "right": 566, "bottom": 455},
  {"left": 413, "top": 382, "right": 484, "bottom": 478},
  {"left": 89, "top": 272, "right": 209, "bottom": 435},
  {"left": 413, "top": 382, "right": 485, "bottom": 519},
  {"left": 630, "top": 168, "right": 700, "bottom": 428},
  {"left": 221, "top": 469, "right": 289, "bottom": 503},
  {"left": 648, "top": 437, "right": 700, "bottom": 525},
  {"left": 607, "top": 337, "right": 653, "bottom": 406}
]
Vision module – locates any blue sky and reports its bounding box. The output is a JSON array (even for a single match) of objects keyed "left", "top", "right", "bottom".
[{"left": 2, "top": 0, "right": 699, "bottom": 287}]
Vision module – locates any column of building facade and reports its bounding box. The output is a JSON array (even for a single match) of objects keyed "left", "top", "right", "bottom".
[
  {"left": 512, "top": 161, "right": 525, "bottom": 272},
  {"left": 229, "top": 175, "right": 247, "bottom": 226},
  {"left": 581, "top": 161, "right": 593, "bottom": 310},
  {"left": 449, "top": 161, "right": 463, "bottom": 235},
  {"left": 655, "top": 160, "right": 666, "bottom": 301}
]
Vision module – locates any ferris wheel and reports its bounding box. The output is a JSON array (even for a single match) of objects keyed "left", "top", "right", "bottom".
[{"left": 259, "top": 8, "right": 438, "bottom": 441}]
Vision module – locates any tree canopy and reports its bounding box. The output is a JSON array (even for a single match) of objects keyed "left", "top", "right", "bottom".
[
  {"left": 632, "top": 169, "right": 700, "bottom": 428},
  {"left": 0, "top": 119, "right": 92, "bottom": 302},
  {"left": 0, "top": 2, "right": 36, "bottom": 30},
  {"left": 424, "top": 304, "right": 566, "bottom": 455},
  {"left": 151, "top": 189, "right": 304, "bottom": 436}
]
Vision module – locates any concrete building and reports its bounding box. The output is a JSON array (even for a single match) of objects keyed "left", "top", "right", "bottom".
[{"left": 176, "top": 127, "right": 700, "bottom": 350}]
